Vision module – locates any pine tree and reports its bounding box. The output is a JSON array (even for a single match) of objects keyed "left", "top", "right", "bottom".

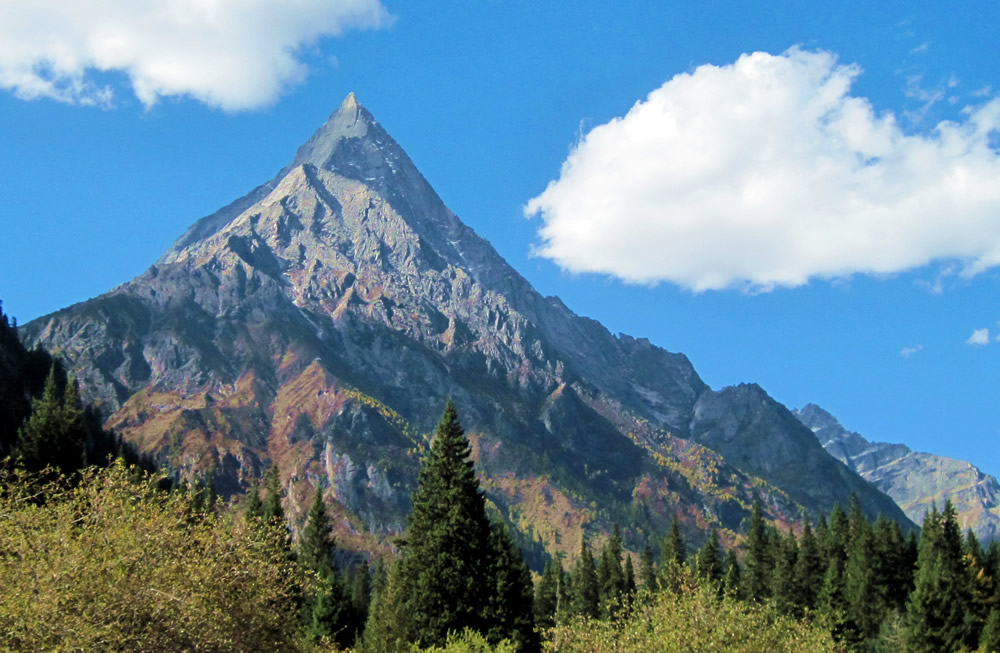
[
  {"left": 819, "top": 555, "right": 852, "bottom": 644},
  {"left": 262, "top": 464, "right": 284, "bottom": 525},
  {"left": 770, "top": 528, "right": 798, "bottom": 615},
  {"left": 722, "top": 549, "right": 741, "bottom": 598},
  {"left": 245, "top": 480, "right": 263, "bottom": 520},
  {"left": 742, "top": 499, "right": 772, "bottom": 602},
  {"left": 844, "top": 523, "right": 883, "bottom": 646},
  {"left": 623, "top": 554, "right": 636, "bottom": 606},
  {"left": 300, "top": 486, "right": 333, "bottom": 575},
  {"left": 659, "top": 515, "right": 686, "bottom": 592},
  {"left": 298, "top": 485, "right": 354, "bottom": 647},
  {"left": 349, "top": 560, "right": 372, "bottom": 638},
  {"left": 484, "top": 520, "right": 539, "bottom": 652},
  {"left": 639, "top": 543, "right": 658, "bottom": 594},
  {"left": 570, "top": 535, "right": 600, "bottom": 619},
  {"left": 534, "top": 557, "right": 561, "bottom": 631},
  {"left": 980, "top": 608, "right": 1000, "bottom": 653},
  {"left": 596, "top": 525, "right": 625, "bottom": 617},
  {"left": 363, "top": 401, "right": 536, "bottom": 651},
  {"left": 695, "top": 527, "right": 723, "bottom": 593},
  {"left": 14, "top": 364, "right": 85, "bottom": 476},
  {"left": 906, "top": 502, "right": 971, "bottom": 652},
  {"left": 793, "top": 520, "right": 824, "bottom": 612}
]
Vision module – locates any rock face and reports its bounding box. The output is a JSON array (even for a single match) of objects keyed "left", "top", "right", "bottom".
[
  {"left": 21, "top": 95, "right": 911, "bottom": 556},
  {"left": 795, "top": 403, "right": 1000, "bottom": 542}
]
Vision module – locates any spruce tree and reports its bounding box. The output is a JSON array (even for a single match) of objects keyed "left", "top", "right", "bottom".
[
  {"left": 14, "top": 364, "right": 85, "bottom": 476},
  {"left": 484, "top": 520, "right": 539, "bottom": 652},
  {"left": 623, "top": 554, "right": 636, "bottom": 605},
  {"left": 262, "top": 464, "right": 284, "bottom": 525},
  {"left": 245, "top": 480, "right": 263, "bottom": 520},
  {"left": 570, "top": 536, "right": 600, "bottom": 619},
  {"left": 534, "top": 557, "right": 560, "bottom": 630},
  {"left": 844, "top": 523, "right": 883, "bottom": 646},
  {"left": 639, "top": 543, "right": 658, "bottom": 594},
  {"left": 980, "top": 607, "right": 1000, "bottom": 653},
  {"left": 596, "top": 525, "right": 625, "bottom": 617},
  {"left": 298, "top": 485, "right": 354, "bottom": 647},
  {"left": 906, "top": 502, "right": 971, "bottom": 652},
  {"left": 364, "top": 401, "right": 536, "bottom": 651},
  {"left": 742, "top": 499, "right": 772, "bottom": 602},
  {"left": 695, "top": 527, "right": 723, "bottom": 592},
  {"left": 659, "top": 515, "right": 686, "bottom": 592},
  {"left": 722, "top": 549, "right": 741, "bottom": 598},
  {"left": 793, "top": 520, "right": 824, "bottom": 612},
  {"left": 770, "top": 528, "right": 798, "bottom": 615}
]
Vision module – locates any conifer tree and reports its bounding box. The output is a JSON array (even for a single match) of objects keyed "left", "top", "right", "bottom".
[
  {"left": 819, "top": 555, "right": 852, "bottom": 644},
  {"left": 980, "top": 608, "right": 1000, "bottom": 653},
  {"left": 639, "top": 543, "right": 658, "bottom": 594},
  {"left": 596, "top": 524, "right": 625, "bottom": 617},
  {"left": 826, "top": 504, "right": 850, "bottom": 563},
  {"left": 484, "top": 520, "right": 539, "bottom": 652},
  {"left": 695, "top": 527, "right": 723, "bottom": 592},
  {"left": 298, "top": 485, "right": 354, "bottom": 647},
  {"left": 770, "top": 528, "right": 798, "bottom": 615},
  {"left": 534, "top": 557, "right": 561, "bottom": 630},
  {"left": 793, "top": 520, "right": 824, "bottom": 612},
  {"left": 721, "top": 549, "right": 741, "bottom": 599},
  {"left": 262, "top": 464, "right": 284, "bottom": 524},
  {"left": 15, "top": 365, "right": 85, "bottom": 476},
  {"left": 349, "top": 560, "right": 371, "bottom": 636},
  {"left": 571, "top": 536, "right": 600, "bottom": 619},
  {"left": 659, "top": 515, "right": 686, "bottom": 592},
  {"left": 742, "top": 499, "right": 772, "bottom": 602},
  {"left": 844, "top": 523, "right": 883, "bottom": 646},
  {"left": 245, "top": 479, "right": 263, "bottom": 520},
  {"left": 906, "top": 502, "right": 971, "bottom": 652},
  {"left": 363, "top": 401, "right": 536, "bottom": 651},
  {"left": 623, "top": 554, "right": 636, "bottom": 598}
]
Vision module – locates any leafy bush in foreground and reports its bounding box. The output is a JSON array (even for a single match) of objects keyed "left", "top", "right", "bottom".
[{"left": 0, "top": 461, "right": 304, "bottom": 652}]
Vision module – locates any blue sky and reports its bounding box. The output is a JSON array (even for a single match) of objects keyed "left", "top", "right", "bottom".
[{"left": 1, "top": 1, "right": 999, "bottom": 477}]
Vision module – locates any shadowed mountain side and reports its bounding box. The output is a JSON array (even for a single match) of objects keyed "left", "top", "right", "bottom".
[{"left": 23, "top": 95, "right": 912, "bottom": 562}]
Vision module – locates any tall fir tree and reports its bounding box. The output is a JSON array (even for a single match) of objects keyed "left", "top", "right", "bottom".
[
  {"left": 484, "top": 520, "right": 539, "bottom": 652},
  {"left": 14, "top": 364, "right": 85, "bottom": 476},
  {"left": 534, "top": 557, "right": 561, "bottom": 631},
  {"left": 362, "top": 401, "right": 536, "bottom": 651},
  {"left": 596, "top": 525, "right": 626, "bottom": 617},
  {"left": 639, "top": 543, "right": 658, "bottom": 594},
  {"left": 722, "top": 549, "right": 742, "bottom": 599},
  {"left": 659, "top": 515, "right": 686, "bottom": 592},
  {"left": 980, "top": 608, "right": 1000, "bottom": 653},
  {"left": 742, "top": 499, "right": 772, "bottom": 602},
  {"left": 844, "top": 523, "right": 883, "bottom": 646},
  {"left": 770, "top": 528, "right": 798, "bottom": 615},
  {"left": 793, "top": 520, "right": 824, "bottom": 612},
  {"left": 905, "top": 502, "right": 971, "bottom": 652},
  {"left": 262, "top": 464, "right": 284, "bottom": 525},
  {"left": 570, "top": 535, "right": 600, "bottom": 619},
  {"left": 245, "top": 479, "right": 263, "bottom": 520},
  {"left": 695, "top": 527, "right": 724, "bottom": 592}
]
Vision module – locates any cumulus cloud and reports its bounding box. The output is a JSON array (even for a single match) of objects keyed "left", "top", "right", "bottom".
[
  {"left": 524, "top": 48, "right": 1000, "bottom": 292},
  {"left": 967, "top": 329, "right": 990, "bottom": 346},
  {"left": 900, "top": 345, "right": 924, "bottom": 358},
  {"left": 0, "top": 0, "right": 389, "bottom": 110}
]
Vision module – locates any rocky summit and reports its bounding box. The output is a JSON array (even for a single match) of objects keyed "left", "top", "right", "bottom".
[
  {"left": 22, "top": 94, "right": 911, "bottom": 558},
  {"left": 796, "top": 403, "right": 1000, "bottom": 542}
]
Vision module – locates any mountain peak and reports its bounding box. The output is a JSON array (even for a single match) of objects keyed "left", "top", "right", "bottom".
[{"left": 289, "top": 92, "right": 379, "bottom": 171}]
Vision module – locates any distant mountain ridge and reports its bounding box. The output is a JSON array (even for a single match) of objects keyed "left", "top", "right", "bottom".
[
  {"left": 795, "top": 403, "right": 1000, "bottom": 542},
  {"left": 21, "top": 94, "right": 911, "bottom": 560}
]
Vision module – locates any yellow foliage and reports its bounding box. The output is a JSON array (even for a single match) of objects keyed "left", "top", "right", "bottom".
[{"left": 0, "top": 462, "right": 306, "bottom": 652}]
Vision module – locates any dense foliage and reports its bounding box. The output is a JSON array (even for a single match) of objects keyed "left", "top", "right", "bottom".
[{"left": 0, "top": 462, "right": 304, "bottom": 652}]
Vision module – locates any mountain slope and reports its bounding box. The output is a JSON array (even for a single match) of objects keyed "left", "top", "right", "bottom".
[
  {"left": 22, "top": 95, "right": 912, "bottom": 557},
  {"left": 795, "top": 403, "right": 1000, "bottom": 541}
]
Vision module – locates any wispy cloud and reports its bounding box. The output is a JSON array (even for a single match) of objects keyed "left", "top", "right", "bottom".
[
  {"left": 0, "top": 0, "right": 390, "bottom": 111},
  {"left": 900, "top": 345, "right": 924, "bottom": 358},
  {"left": 967, "top": 328, "right": 990, "bottom": 346},
  {"left": 525, "top": 48, "right": 1000, "bottom": 292}
]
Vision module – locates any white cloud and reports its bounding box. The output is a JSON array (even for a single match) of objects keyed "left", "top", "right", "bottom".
[
  {"left": 0, "top": 0, "right": 389, "bottom": 111},
  {"left": 524, "top": 48, "right": 1000, "bottom": 292},
  {"left": 967, "top": 328, "right": 990, "bottom": 346},
  {"left": 900, "top": 345, "right": 924, "bottom": 358}
]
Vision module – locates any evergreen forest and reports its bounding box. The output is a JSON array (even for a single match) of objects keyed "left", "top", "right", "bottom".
[{"left": 2, "top": 301, "right": 1000, "bottom": 652}]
